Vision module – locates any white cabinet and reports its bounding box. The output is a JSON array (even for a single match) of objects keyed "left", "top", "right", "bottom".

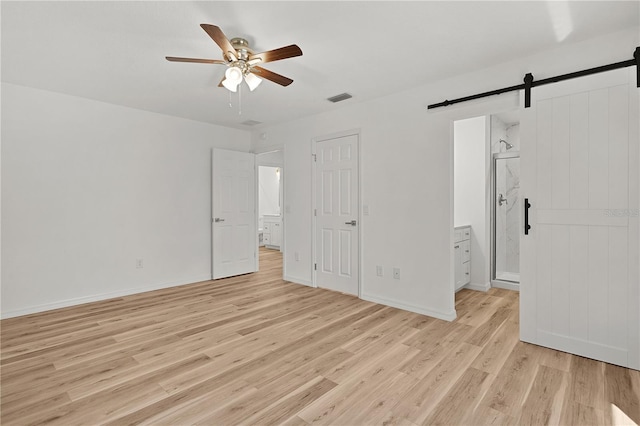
[
  {"left": 454, "top": 226, "right": 471, "bottom": 291},
  {"left": 263, "top": 215, "right": 281, "bottom": 249}
]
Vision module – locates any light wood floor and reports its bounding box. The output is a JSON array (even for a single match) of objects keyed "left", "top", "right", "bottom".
[{"left": 2, "top": 248, "right": 639, "bottom": 425}]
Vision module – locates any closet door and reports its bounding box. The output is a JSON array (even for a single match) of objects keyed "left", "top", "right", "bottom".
[
  {"left": 314, "top": 133, "right": 360, "bottom": 296},
  {"left": 520, "top": 68, "right": 639, "bottom": 369}
]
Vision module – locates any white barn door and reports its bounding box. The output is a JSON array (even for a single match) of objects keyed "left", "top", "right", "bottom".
[
  {"left": 314, "top": 134, "right": 359, "bottom": 295},
  {"left": 520, "top": 68, "right": 639, "bottom": 369},
  {"left": 212, "top": 149, "right": 256, "bottom": 280}
]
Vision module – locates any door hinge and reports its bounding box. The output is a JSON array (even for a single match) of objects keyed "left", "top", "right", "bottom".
[
  {"left": 314, "top": 263, "right": 317, "bottom": 271},
  {"left": 314, "top": 209, "right": 317, "bottom": 216},
  {"left": 312, "top": 153, "right": 317, "bottom": 162}
]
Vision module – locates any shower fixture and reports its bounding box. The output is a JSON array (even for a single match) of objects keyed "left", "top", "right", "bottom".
[{"left": 500, "top": 139, "right": 513, "bottom": 150}]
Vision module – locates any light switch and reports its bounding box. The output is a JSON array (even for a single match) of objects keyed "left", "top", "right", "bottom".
[{"left": 376, "top": 265, "right": 383, "bottom": 277}]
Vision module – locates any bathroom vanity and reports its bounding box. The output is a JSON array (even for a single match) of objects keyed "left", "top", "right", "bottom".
[
  {"left": 263, "top": 215, "right": 282, "bottom": 250},
  {"left": 454, "top": 225, "right": 471, "bottom": 291}
]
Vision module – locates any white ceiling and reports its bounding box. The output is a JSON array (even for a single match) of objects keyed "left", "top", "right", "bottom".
[{"left": 2, "top": 1, "right": 638, "bottom": 130}]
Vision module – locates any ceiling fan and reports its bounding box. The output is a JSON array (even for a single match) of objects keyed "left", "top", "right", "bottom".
[{"left": 166, "top": 24, "right": 303, "bottom": 92}]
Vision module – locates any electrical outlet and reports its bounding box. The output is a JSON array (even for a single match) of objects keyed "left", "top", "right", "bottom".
[
  {"left": 136, "top": 259, "right": 143, "bottom": 269},
  {"left": 393, "top": 268, "right": 400, "bottom": 279},
  {"left": 295, "top": 252, "right": 300, "bottom": 261},
  {"left": 376, "top": 265, "right": 383, "bottom": 277},
  {"left": 363, "top": 205, "right": 370, "bottom": 216}
]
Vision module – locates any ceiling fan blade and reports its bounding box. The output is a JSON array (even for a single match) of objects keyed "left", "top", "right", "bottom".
[
  {"left": 252, "top": 66, "right": 294, "bottom": 86},
  {"left": 166, "top": 56, "right": 226, "bottom": 64},
  {"left": 249, "top": 44, "right": 302, "bottom": 64},
  {"left": 201, "top": 24, "right": 236, "bottom": 60}
]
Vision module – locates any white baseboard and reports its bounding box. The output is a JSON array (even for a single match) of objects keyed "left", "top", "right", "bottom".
[
  {"left": 1, "top": 274, "right": 212, "bottom": 319},
  {"left": 491, "top": 280, "right": 520, "bottom": 291},
  {"left": 463, "top": 281, "right": 491, "bottom": 292},
  {"left": 283, "top": 275, "right": 315, "bottom": 288},
  {"left": 361, "top": 292, "right": 456, "bottom": 322}
]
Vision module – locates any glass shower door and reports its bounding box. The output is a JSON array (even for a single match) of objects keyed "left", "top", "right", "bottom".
[{"left": 493, "top": 153, "right": 520, "bottom": 284}]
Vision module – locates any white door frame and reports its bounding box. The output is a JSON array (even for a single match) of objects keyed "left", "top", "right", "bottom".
[
  {"left": 442, "top": 94, "right": 521, "bottom": 316},
  {"left": 311, "top": 129, "right": 362, "bottom": 297}
]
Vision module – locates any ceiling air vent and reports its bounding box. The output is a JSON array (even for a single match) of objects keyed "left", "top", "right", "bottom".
[
  {"left": 241, "top": 120, "right": 262, "bottom": 126},
  {"left": 327, "top": 93, "right": 353, "bottom": 103}
]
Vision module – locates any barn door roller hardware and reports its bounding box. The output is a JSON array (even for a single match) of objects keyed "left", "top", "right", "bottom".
[{"left": 428, "top": 47, "right": 640, "bottom": 110}]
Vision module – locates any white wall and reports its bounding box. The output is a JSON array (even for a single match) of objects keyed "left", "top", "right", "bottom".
[
  {"left": 257, "top": 150, "right": 283, "bottom": 167},
  {"left": 252, "top": 90, "right": 460, "bottom": 320},
  {"left": 454, "top": 116, "right": 490, "bottom": 289},
  {"left": 258, "top": 166, "right": 281, "bottom": 217},
  {"left": 2, "top": 27, "right": 636, "bottom": 321},
  {"left": 1, "top": 83, "right": 251, "bottom": 318},
  {"left": 252, "top": 27, "right": 639, "bottom": 321}
]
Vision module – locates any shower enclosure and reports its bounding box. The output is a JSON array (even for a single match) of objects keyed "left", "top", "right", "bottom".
[{"left": 492, "top": 152, "right": 520, "bottom": 285}]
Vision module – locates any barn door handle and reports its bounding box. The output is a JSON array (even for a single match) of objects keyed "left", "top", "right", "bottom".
[{"left": 524, "top": 198, "right": 531, "bottom": 235}]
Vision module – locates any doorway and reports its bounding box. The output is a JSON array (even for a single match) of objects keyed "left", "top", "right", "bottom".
[
  {"left": 452, "top": 112, "right": 521, "bottom": 293},
  {"left": 257, "top": 150, "right": 284, "bottom": 272},
  {"left": 258, "top": 166, "right": 282, "bottom": 250}
]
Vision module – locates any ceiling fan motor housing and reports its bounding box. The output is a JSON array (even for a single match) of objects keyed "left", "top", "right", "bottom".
[{"left": 230, "top": 38, "right": 252, "bottom": 61}]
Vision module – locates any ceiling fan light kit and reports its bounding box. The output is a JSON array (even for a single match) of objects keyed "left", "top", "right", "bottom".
[
  {"left": 222, "top": 66, "right": 244, "bottom": 92},
  {"left": 166, "top": 24, "right": 302, "bottom": 95},
  {"left": 244, "top": 72, "right": 262, "bottom": 91}
]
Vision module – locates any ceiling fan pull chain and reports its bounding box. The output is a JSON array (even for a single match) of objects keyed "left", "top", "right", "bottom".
[
  {"left": 228, "top": 89, "right": 233, "bottom": 109},
  {"left": 238, "top": 83, "right": 242, "bottom": 116}
]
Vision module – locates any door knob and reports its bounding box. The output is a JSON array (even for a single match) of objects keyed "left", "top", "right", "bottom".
[
  {"left": 214, "top": 218, "right": 225, "bottom": 223},
  {"left": 345, "top": 220, "right": 357, "bottom": 226}
]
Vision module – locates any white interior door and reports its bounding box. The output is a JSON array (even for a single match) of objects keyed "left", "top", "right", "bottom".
[
  {"left": 520, "top": 68, "right": 639, "bottom": 369},
  {"left": 212, "top": 149, "right": 256, "bottom": 280},
  {"left": 314, "top": 134, "right": 359, "bottom": 295}
]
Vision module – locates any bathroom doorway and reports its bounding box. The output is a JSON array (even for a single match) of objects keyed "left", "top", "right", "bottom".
[
  {"left": 490, "top": 113, "right": 520, "bottom": 289},
  {"left": 256, "top": 150, "right": 284, "bottom": 273}
]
